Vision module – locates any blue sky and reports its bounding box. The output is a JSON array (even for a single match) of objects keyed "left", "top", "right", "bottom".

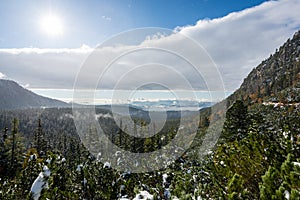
[
  {"left": 0, "top": 0, "right": 300, "bottom": 103},
  {"left": 0, "top": 0, "right": 267, "bottom": 48}
]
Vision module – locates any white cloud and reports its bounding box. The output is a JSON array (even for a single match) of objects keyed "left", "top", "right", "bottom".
[
  {"left": 0, "top": 72, "right": 7, "bottom": 79},
  {"left": 102, "top": 15, "right": 112, "bottom": 21},
  {"left": 177, "top": 0, "right": 300, "bottom": 90},
  {"left": 0, "top": 45, "right": 93, "bottom": 88},
  {"left": 0, "top": 0, "right": 299, "bottom": 92}
]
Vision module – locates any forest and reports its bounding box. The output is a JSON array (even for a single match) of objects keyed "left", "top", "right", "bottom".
[
  {"left": 0, "top": 30, "right": 300, "bottom": 200},
  {"left": 0, "top": 94, "right": 300, "bottom": 199}
]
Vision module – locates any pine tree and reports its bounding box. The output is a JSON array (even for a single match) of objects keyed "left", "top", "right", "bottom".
[
  {"left": 34, "top": 119, "right": 47, "bottom": 157},
  {"left": 260, "top": 166, "right": 279, "bottom": 199},
  {"left": 222, "top": 100, "right": 248, "bottom": 142},
  {"left": 4, "top": 118, "right": 25, "bottom": 177}
]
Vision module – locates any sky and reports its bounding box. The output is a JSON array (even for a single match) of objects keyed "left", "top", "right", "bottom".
[
  {"left": 0, "top": 0, "right": 267, "bottom": 48},
  {"left": 0, "top": 0, "right": 300, "bottom": 102}
]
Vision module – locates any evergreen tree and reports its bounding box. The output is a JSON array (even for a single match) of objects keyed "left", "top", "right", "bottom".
[
  {"left": 4, "top": 118, "right": 25, "bottom": 177},
  {"left": 33, "top": 119, "right": 47, "bottom": 157},
  {"left": 222, "top": 100, "right": 248, "bottom": 142}
]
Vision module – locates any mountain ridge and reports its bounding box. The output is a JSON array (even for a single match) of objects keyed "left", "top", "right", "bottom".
[
  {"left": 226, "top": 30, "right": 300, "bottom": 106},
  {"left": 0, "top": 79, "right": 69, "bottom": 110}
]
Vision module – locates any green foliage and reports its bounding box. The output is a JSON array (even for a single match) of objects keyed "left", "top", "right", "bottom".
[
  {"left": 33, "top": 119, "right": 47, "bottom": 157},
  {"left": 222, "top": 100, "right": 248, "bottom": 142},
  {"left": 0, "top": 95, "right": 300, "bottom": 199}
]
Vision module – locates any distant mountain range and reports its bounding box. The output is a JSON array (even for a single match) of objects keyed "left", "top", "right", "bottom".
[
  {"left": 0, "top": 79, "right": 69, "bottom": 110},
  {"left": 0, "top": 79, "right": 214, "bottom": 111},
  {"left": 129, "top": 100, "right": 214, "bottom": 111}
]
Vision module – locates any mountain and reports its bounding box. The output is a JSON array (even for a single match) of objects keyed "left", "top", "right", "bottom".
[
  {"left": 0, "top": 79, "right": 69, "bottom": 110},
  {"left": 227, "top": 30, "right": 300, "bottom": 105}
]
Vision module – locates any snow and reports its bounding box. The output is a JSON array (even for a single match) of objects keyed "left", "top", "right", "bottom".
[
  {"left": 29, "top": 154, "right": 37, "bottom": 161},
  {"left": 83, "top": 178, "right": 87, "bottom": 186},
  {"left": 76, "top": 164, "right": 83, "bottom": 172},
  {"left": 284, "top": 190, "right": 290, "bottom": 199},
  {"left": 30, "top": 166, "right": 51, "bottom": 200},
  {"left": 115, "top": 151, "right": 122, "bottom": 157},
  {"left": 206, "top": 150, "right": 213, "bottom": 155},
  {"left": 133, "top": 191, "right": 154, "bottom": 200},
  {"left": 103, "top": 161, "right": 111, "bottom": 168},
  {"left": 193, "top": 175, "right": 197, "bottom": 182},
  {"left": 97, "top": 152, "right": 102, "bottom": 161},
  {"left": 283, "top": 131, "right": 289, "bottom": 139},
  {"left": 45, "top": 158, "right": 51, "bottom": 164},
  {"left": 43, "top": 166, "right": 51, "bottom": 177},
  {"left": 162, "top": 173, "right": 168, "bottom": 184},
  {"left": 293, "top": 162, "right": 300, "bottom": 167}
]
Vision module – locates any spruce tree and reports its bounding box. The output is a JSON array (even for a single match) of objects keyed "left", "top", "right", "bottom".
[
  {"left": 4, "top": 118, "right": 24, "bottom": 177},
  {"left": 34, "top": 119, "right": 47, "bottom": 157},
  {"left": 222, "top": 100, "right": 248, "bottom": 142}
]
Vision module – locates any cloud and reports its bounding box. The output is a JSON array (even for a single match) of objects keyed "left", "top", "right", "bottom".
[
  {"left": 0, "top": 72, "right": 6, "bottom": 79},
  {"left": 177, "top": 0, "right": 300, "bottom": 90},
  {"left": 0, "top": 0, "right": 299, "bottom": 92},
  {"left": 102, "top": 15, "right": 112, "bottom": 21},
  {"left": 0, "top": 45, "right": 93, "bottom": 88}
]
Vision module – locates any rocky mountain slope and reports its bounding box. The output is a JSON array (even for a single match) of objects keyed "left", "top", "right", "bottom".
[{"left": 227, "top": 30, "right": 300, "bottom": 105}]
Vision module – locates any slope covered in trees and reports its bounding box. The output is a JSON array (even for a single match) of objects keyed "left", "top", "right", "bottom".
[{"left": 227, "top": 30, "right": 300, "bottom": 105}]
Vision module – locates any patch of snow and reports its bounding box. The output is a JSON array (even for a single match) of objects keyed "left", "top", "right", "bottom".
[
  {"left": 97, "top": 152, "right": 102, "bottom": 160},
  {"left": 133, "top": 191, "right": 154, "bottom": 200},
  {"left": 283, "top": 131, "right": 289, "bottom": 139},
  {"left": 115, "top": 151, "right": 122, "bottom": 157},
  {"left": 43, "top": 166, "right": 51, "bottom": 177},
  {"left": 193, "top": 175, "right": 197, "bottom": 182},
  {"left": 162, "top": 173, "right": 168, "bottom": 186},
  {"left": 83, "top": 178, "right": 87, "bottom": 186},
  {"left": 284, "top": 190, "right": 290, "bottom": 199},
  {"left": 103, "top": 161, "right": 111, "bottom": 169},
  {"left": 45, "top": 158, "right": 51, "bottom": 164},
  {"left": 206, "top": 150, "right": 213, "bottom": 155},
  {"left": 293, "top": 162, "right": 300, "bottom": 167},
  {"left": 29, "top": 154, "right": 37, "bottom": 161},
  {"left": 30, "top": 166, "right": 51, "bottom": 200},
  {"left": 76, "top": 164, "right": 83, "bottom": 172}
]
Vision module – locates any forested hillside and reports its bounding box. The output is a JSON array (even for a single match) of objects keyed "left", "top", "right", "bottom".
[
  {"left": 228, "top": 30, "right": 300, "bottom": 105},
  {"left": 0, "top": 79, "right": 68, "bottom": 109}
]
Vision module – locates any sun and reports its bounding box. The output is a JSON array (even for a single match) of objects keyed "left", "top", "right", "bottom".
[{"left": 40, "top": 14, "right": 64, "bottom": 37}]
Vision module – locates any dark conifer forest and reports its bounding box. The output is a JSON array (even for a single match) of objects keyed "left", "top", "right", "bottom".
[{"left": 0, "top": 30, "right": 300, "bottom": 200}]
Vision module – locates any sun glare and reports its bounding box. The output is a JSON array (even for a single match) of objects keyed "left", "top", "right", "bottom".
[{"left": 40, "top": 14, "right": 64, "bottom": 37}]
